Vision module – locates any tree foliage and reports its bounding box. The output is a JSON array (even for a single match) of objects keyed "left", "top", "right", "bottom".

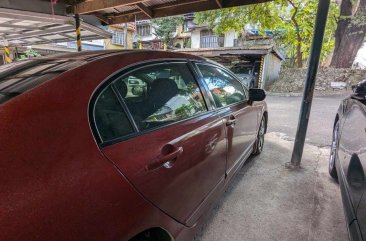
[
  {"left": 330, "top": 0, "right": 366, "bottom": 68},
  {"left": 16, "top": 48, "right": 41, "bottom": 61},
  {"left": 194, "top": 0, "right": 339, "bottom": 67},
  {"left": 151, "top": 16, "right": 184, "bottom": 49}
]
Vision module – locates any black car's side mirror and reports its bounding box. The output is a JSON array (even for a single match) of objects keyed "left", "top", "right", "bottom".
[
  {"left": 351, "top": 79, "right": 366, "bottom": 101},
  {"left": 249, "top": 88, "right": 266, "bottom": 102}
]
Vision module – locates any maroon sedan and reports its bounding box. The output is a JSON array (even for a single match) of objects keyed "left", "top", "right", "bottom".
[{"left": 0, "top": 50, "right": 267, "bottom": 241}]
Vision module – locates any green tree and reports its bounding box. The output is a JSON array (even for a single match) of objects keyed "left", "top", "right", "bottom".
[
  {"left": 151, "top": 16, "right": 184, "bottom": 49},
  {"left": 16, "top": 48, "right": 41, "bottom": 61},
  {"left": 194, "top": 0, "right": 339, "bottom": 68}
]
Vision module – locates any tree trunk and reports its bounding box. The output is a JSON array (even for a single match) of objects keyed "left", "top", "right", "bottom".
[
  {"left": 330, "top": 0, "right": 366, "bottom": 68},
  {"left": 296, "top": 37, "right": 303, "bottom": 68},
  {"left": 288, "top": 0, "right": 303, "bottom": 68}
]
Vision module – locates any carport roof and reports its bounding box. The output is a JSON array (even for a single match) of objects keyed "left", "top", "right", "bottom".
[
  {"left": 1, "top": 0, "right": 271, "bottom": 47},
  {"left": 0, "top": 8, "right": 112, "bottom": 47},
  {"left": 177, "top": 45, "right": 285, "bottom": 64},
  {"left": 66, "top": 0, "right": 271, "bottom": 25}
]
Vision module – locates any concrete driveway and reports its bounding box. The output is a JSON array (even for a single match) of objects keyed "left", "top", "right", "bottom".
[{"left": 194, "top": 94, "right": 350, "bottom": 241}]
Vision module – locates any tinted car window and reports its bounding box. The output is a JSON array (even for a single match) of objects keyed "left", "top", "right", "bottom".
[
  {"left": 0, "top": 59, "right": 86, "bottom": 104},
  {"left": 197, "top": 64, "right": 246, "bottom": 107},
  {"left": 113, "top": 63, "right": 206, "bottom": 131},
  {"left": 94, "top": 86, "right": 135, "bottom": 142},
  {"left": 231, "top": 65, "right": 252, "bottom": 74}
]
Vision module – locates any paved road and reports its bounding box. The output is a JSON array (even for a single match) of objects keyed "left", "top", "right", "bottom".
[
  {"left": 194, "top": 93, "right": 350, "bottom": 241},
  {"left": 195, "top": 133, "right": 347, "bottom": 241},
  {"left": 266, "top": 93, "right": 351, "bottom": 147}
]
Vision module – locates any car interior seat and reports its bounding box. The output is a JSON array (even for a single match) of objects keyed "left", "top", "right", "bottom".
[{"left": 141, "top": 78, "right": 179, "bottom": 119}]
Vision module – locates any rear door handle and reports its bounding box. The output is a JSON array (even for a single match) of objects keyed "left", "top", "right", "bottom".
[
  {"left": 146, "top": 146, "right": 183, "bottom": 171},
  {"left": 226, "top": 118, "right": 237, "bottom": 126}
]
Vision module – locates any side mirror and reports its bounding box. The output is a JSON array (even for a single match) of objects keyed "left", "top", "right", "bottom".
[
  {"left": 249, "top": 88, "right": 266, "bottom": 102},
  {"left": 352, "top": 80, "right": 366, "bottom": 99}
]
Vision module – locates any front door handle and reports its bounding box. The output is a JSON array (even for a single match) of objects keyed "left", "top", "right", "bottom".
[{"left": 146, "top": 146, "right": 183, "bottom": 171}]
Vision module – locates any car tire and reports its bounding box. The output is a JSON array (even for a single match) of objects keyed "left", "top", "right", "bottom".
[
  {"left": 252, "top": 116, "right": 266, "bottom": 155},
  {"left": 329, "top": 121, "right": 339, "bottom": 179}
]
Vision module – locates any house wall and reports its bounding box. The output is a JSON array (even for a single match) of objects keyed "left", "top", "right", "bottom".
[
  {"left": 173, "top": 39, "right": 185, "bottom": 48},
  {"left": 224, "top": 30, "right": 236, "bottom": 47},
  {"left": 104, "top": 25, "right": 133, "bottom": 49},
  {"left": 191, "top": 30, "right": 201, "bottom": 49}
]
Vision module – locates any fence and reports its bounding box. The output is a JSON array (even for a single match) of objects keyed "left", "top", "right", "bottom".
[{"left": 200, "top": 36, "right": 224, "bottom": 48}]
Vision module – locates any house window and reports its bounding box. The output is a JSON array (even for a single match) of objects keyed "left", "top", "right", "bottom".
[
  {"left": 112, "top": 31, "right": 125, "bottom": 46},
  {"left": 137, "top": 24, "right": 151, "bottom": 36}
]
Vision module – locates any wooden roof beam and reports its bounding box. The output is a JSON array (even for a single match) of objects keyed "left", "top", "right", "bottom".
[
  {"left": 70, "top": 0, "right": 147, "bottom": 14},
  {"left": 215, "top": 0, "right": 223, "bottom": 8},
  {"left": 136, "top": 3, "right": 153, "bottom": 18},
  {"left": 109, "top": 12, "right": 146, "bottom": 24},
  {"left": 109, "top": 0, "right": 270, "bottom": 24},
  {"left": 94, "top": 13, "right": 110, "bottom": 24}
]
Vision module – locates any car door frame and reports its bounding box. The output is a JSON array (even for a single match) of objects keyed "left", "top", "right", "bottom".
[
  {"left": 89, "top": 58, "right": 231, "bottom": 226},
  {"left": 336, "top": 99, "right": 365, "bottom": 240},
  {"left": 190, "top": 60, "right": 258, "bottom": 179},
  {"left": 89, "top": 58, "right": 213, "bottom": 146}
]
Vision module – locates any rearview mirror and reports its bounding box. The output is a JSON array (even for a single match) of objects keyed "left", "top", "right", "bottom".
[{"left": 249, "top": 88, "right": 266, "bottom": 102}]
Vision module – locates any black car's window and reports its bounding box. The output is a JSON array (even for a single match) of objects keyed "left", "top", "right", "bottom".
[
  {"left": 0, "top": 59, "right": 86, "bottom": 104},
  {"left": 113, "top": 63, "right": 206, "bottom": 131},
  {"left": 231, "top": 65, "right": 252, "bottom": 74},
  {"left": 94, "top": 86, "right": 135, "bottom": 141},
  {"left": 197, "top": 64, "right": 246, "bottom": 108}
]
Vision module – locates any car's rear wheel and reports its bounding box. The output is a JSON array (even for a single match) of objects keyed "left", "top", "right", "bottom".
[
  {"left": 329, "top": 121, "right": 339, "bottom": 179},
  {"left": 252, "top": 116, "right": 266, "bottom": 155}
]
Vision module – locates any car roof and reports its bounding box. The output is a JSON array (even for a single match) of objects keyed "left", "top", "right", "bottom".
[
  {"left": 0, "top": 50, "right": 207, "bottom": 105},
  {"left": 40, "top": 49, "right": 207, "bottom": 62}
]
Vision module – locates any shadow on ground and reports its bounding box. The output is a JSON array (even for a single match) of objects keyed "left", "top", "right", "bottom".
[{"left": 194, "top": 132, "right": 347, "bottom": 241}]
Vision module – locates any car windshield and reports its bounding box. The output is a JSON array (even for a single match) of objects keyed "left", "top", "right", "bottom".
[
  {"left": 231, "top": 66, "right": 252, "bottom": 75},
  {"left": 0, "top": 58, "right": 86, "bottom": 104}
]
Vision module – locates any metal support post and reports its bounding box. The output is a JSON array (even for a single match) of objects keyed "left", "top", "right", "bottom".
[
  {"left": 4, "top": 46, "right": 12, "bottom": 64},
  {"left": 124, "top": 23, "right": 128, "bottom": 49},
  {"left": 75, "top": 13, "right": 82, "bottom": 52},
  {"left": 3, "top": 39, "right": 11, "bottom": 64},
  {"left": 289, "top": 0, "right": 331, "bottom": 167}
]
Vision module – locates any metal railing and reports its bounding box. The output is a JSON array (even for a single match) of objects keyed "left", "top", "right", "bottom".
[{"left": 200, "top": 36, "right": 224, "bottom": 48}]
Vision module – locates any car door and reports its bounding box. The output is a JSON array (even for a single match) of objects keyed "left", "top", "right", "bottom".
[
  {"left": 338, "top": 99, "right": 366, "bottom": 238},
  {"left": 195, "top": 63, "right": 258, "bottom": 176},
  {"left": 92, "top": 61, "right": 227, "bottom": 226}
]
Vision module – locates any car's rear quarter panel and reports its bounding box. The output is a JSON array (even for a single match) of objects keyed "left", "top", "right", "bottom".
[{"left": 0, "top": 52, "right": 202, "bottom": 240}]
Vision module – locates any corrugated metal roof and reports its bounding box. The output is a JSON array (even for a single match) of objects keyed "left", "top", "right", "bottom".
[
  {"left": 144, "top": 0, "right": 178, "bottom": 7},
  {"left": 0, "top": 8, "right": 112, "bottom": 47},
  {"left": 67, "top": 0, "right": 272, "bottom": 24},
  {"left": 114, "top": 4, "right": 139, "bottom": 12}
]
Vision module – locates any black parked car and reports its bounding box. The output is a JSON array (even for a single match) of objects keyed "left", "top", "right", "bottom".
[{"left": 329, "top": 79, "right": 366, "bottom": 241}]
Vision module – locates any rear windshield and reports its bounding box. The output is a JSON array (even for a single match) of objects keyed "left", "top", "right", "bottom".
[{"left": 0, "top": 59, "right": 85, "bottom": 104}]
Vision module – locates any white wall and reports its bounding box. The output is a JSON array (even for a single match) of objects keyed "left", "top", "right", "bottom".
[
  {"left": 224, "top": 30, "right": 236, "bottom": 47},
  {"left": 354, "top": 42, "right": 366, "bottom": 69},
  {"left": 191, "top": 30, "right": 201, "bottom": 49}
]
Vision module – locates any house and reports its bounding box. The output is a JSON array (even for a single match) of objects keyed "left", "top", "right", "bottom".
[
  {"left": 133, "top": 20, "right": 164, "bottom": 49},
  {"left": 104, "top": 23, "right": 135, "bottom": 49}
]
